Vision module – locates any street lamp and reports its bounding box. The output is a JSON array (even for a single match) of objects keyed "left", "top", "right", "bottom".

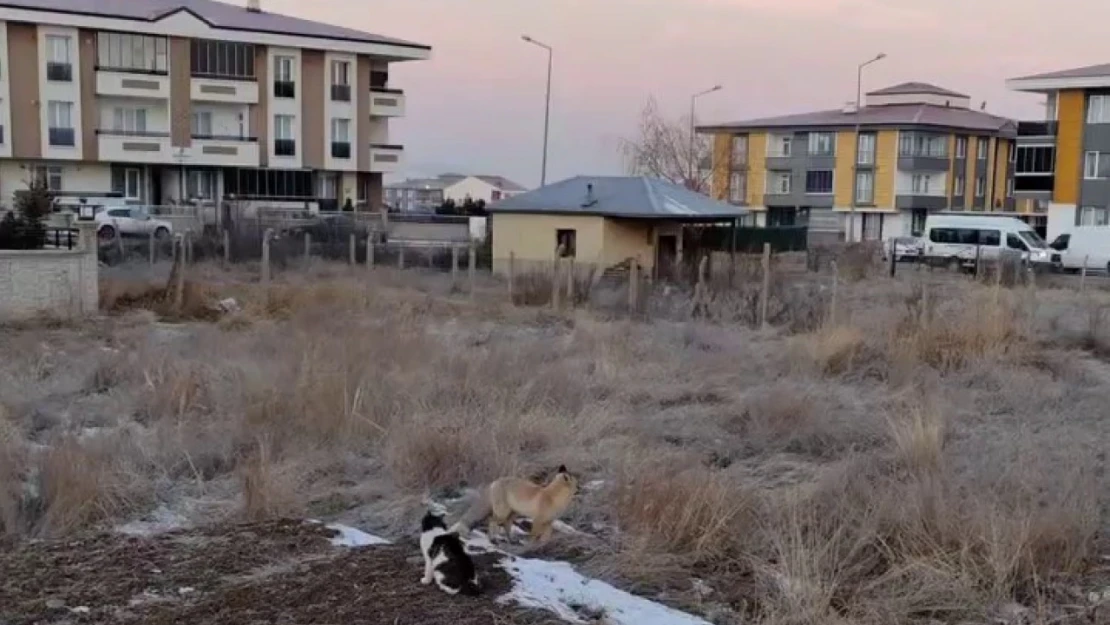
[
  {"left": 522, "top": 35, "right": 553, "bottom": 187},
  {"left": 690, "top": 85, "right": 723, "bottom": 189},
  {"left": 849, "top": 53, "right": 886, "bottom": 243}
]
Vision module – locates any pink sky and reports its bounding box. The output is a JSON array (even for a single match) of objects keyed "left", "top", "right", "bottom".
[{"left": 264, "top": 0, "right": 1109, "bottom": 188}]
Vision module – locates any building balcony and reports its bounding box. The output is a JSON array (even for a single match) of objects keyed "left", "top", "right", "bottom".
[
  {"left": 191, "top": 76, "right": 259, "bottom": 104},
  {"left": 1017, "top": 121, "right": 1057, "bottom": 137},
  {"left": 894, "top": 194, "right": 947, "bottom": 211},
  {"left": 369, "top": 88, "right": 405, "bottom": 117},
  {"left": 97, "top": 129, "right": 171, "bottom": 163},
  {"left": 96, "top": 68, "right": 170, "bottom": 99},
  {"left": 897, "top": 155, "right": 950, "bottom": 171},
  {"left": 331, "top": 84, "right": 351, "bottom": 102},
  {"left": 369, "top": 143, "right": 403, "bottom": 173},
  {"left": 188, "top": 134, "right": 260, "bottom": 167}
]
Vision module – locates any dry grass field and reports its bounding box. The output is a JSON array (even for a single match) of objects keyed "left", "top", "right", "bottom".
[{"left": 2, "top": 259, "right": 1110, "bottom": 624}]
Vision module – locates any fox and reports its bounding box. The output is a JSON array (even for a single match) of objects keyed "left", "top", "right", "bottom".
[{"left": 450, "top": 465, "right": 579, "bottom": 544}]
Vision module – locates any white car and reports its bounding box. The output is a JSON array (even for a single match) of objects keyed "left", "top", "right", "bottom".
[
  {"left": 882, "top": 236, "right": 923, "bottom": 262},
  {"left": 95, "top": 206, "right": 173, "bottom": 240}
]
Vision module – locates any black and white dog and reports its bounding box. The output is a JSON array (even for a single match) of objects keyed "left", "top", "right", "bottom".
[{"left": 420, "top": 511, "right": 480, "bottom": 596}]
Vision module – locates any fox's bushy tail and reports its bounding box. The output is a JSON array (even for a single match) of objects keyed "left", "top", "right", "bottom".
[{"left": 447, "top": 486, "right": 491, "bottom": 536}]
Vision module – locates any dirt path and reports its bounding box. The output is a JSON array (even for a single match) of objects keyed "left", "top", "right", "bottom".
[{"left": 0, "top": 520, "right": 561, "bottom": 625}]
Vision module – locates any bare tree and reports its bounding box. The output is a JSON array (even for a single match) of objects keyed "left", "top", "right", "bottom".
[{"left": 620, "top": 96, "right": 713, "bottom": 193}]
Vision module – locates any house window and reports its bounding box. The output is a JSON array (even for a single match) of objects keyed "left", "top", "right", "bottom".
[
  {"left": 273, "top": 56, "right": 295, "bottom": 98},
  {"left": 975, "top": 177, "right": 986, "bottom": 197},
  {"left": 491, "top": 190, "right": 502, "bottom": 201},
  {"left": 911, "top": 209, "right": 927, "bottom": 236},
  {"left": 556, "top": 229, "right": 576, "bottom": 258},
  {"left": 899, "top": 132, "right": 948, "bottom": 157},
  {"left": 331, "top": 60, "right": 351, "bottom": 101},
  {"left": 1083, "top": 151, "right": 1110, "bottom": 179},
  {"left": 861, "top": 213, "right": 881, "bottom": 241},
  {"left": 1089, "top": 95, "right": 1110, "bottom": 124},
  {"left": 805, "top": 170, "right": 833, "bottom": 194},
  {"left": 1016, "top": 145, "right": 1055, "bottom": 174},
  {"left": 112, "top": 107, "right": 147, "bottom": 134},
  {"left": 96, "top": 33, "right": 168, "bottom": 73},
  {"left": 955, "top": 136, "right": 967, "bottom": 159},
  {"left": 47, "top": 101, "right": 74, "bottom": 146},
  {"left": 730, "top": 135, "right": 747, "bottom": 165},
  {"left": 331, "top": 118, "right": 351, "bottom": 159},
  {"left": 768, "top": 134, "right": 792, "bottom": 157},
  {"left": 190, "top": 40, "right": 256, "bottom": 79},
  {"left": 1080, "top": 206, "right": 1110, "bottom": 226},
  {"left": 855, "top": 171, "right": 874, "bottom": 204},
  {"left": 911, "top": 174, "right": 933, "bottom": 195},
  {"left": 807, "top": 132, "right": 835, "bottom": 156},
  {"left": 857, "top": 133, "right": 876, "bottom": 165},
  {"left": 45, "top": 35, "right": 72, "bottom": 81},
  {"left": 186, "top": 170, "right": 217, "bottom": 200},
  {"left": 274, "top": 115, "right": 295, "bottom": 156},
  {"left": 728, "top": 171, "right": 745, "bottom": 203},
  {"left": 977, "top": 138, "right": 988, "bottom": 159},
  {"left": 124, "top": 168, "right": 142, "bottom": 200},
  {"left": 222, "top": 167, "right": 312, "bottom": 198},
  {"left": 767, "top": 171, "right": 792, "bottom": 194},
  {"left": 31, "top": 165, "right": 63, "bottom": 191},
  {"left": 192, "top": 111, "right": 213, "bottom": 137},
  {"left": 953, "top": 175, "right": 965, "bottom": 195}
]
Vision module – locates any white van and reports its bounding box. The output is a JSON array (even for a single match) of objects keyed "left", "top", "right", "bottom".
[
  {"left": 1048, "top": 227, "right": 1110, "bottom": 273},
  {"left": 922, "top": 213, "right": 1052, "bottom": 269}
]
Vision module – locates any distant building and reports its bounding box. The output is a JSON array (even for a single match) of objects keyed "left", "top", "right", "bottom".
[{"left": 385, "top": 173, "right": 527, "bottom": 211}]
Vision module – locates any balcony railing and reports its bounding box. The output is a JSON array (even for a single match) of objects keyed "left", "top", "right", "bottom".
[
  {"left": 95, "top": 65, "right": 168, "bottom": 76},
  {"left": 1018, "top": 121, "right": 1058, "bottom": 137},
  {"left": 192, "top": 134, "right": 258, "bottom": 142},
  {"left": 48, "top": 127, "right": 75, "bottom": 147},
  {"left": 331, "top": 84, "right": 351, "bottom": 102},
  {"left": 274, "top": 138, "right": 296, "bottom": 157},
  {"left": 95, "top": 129, "right": 171, "bottom": 138},
  {"left": 273, "top": 80, "right": 295, "bottom": 99},
  {"left": 331, "top": 142, "right": 351, "bottom": 159},
  {"left": 46, "top": 62, "right": 72, "bottom": 82}
]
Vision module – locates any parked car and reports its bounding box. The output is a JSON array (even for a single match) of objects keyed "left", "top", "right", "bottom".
[
  {"left": 882, "top": 236, "right": 923, "bottom": 262},
  {"left": 1049, "top": 227, "right": 1110, "bottom": 273},
  {"left": 921, "top": 214, "right": 1052, "bottom": 270},
  {"left": 95, "top": 206, "right": 173, "bottom": 240}
]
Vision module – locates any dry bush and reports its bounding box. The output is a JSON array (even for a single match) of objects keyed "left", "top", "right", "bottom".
[
  {"left": 892, "top": 293, "right": 1027, "bottom": 372},
  {"left": 241, "top": 440, "right": 302, "bottom": 521},
  {"left": 886, "top": 404, "right": 947, "bottom": 477},
  {"left": 837, "top": 242, "right": 882, "bottom": 283},
  {"left": 796, "top": 325, "right": 868, "bottom": 376}
]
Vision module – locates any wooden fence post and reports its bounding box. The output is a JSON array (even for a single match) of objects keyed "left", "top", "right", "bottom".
[
  {"left": 451, "top": 245, "right": 460, "bottom": 286},
  {"left": 468, "top": 242, "right": 476, "bottom": 300},
  {"left": 349, "top": 233, "right": 356, "bottom": 265},
  {"left": 552, "top": 245, "right": 564, "bottom": 309},
  {"left": 223, "top": 229, "right": 230, "bottom": 267},
  {"left": 261, "top": 228, "right": 273, "bottom": 286},
  {"left": 399, "top": 245, "right": 406, "bottom": 269},
  {"left": 173, "top": 236, "right": 186, "bottom": 313},
  {"left": 759, "top": 242, "right": 771, "bottom": 329},
  {"left": 1081, "top": 255, "right": 1089, "bottom": 293},
  {"left": 693, "top": 255, "right": 709, "bottom": 318},
  {"left": 829, "top": 260, "right": 839, "bottom": 326},
  {"left": 367, "top": 236, "right": 375, "bottom": 268},
  {"left": 303, "top": 232, "right": 311, "bottom": 263},
  {"left": 628, "top": 258, "right": 640, "bottom": 315},
  {"left": 148, "top": 231, "right": 156, "bottom": 266},
  {"left": 508, "top": 252, "right": 516, "bottom": 304},
  {"left": 566, "top": 257, "right": 575, "bottom": 307},
  {"left": 188, "top": 232, "right": 195, "bottom": 266}
]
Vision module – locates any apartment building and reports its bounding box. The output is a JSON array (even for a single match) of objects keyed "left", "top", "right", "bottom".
[
  {"left": 0, "top": 0, "right": 429, "bottom": 210},
  {"left": 698, "top": 82, "right": 1018, "bottom": 242},
  {"left": 385, "top": 174, "right": 527, "bottom": 212},
  {"left": 1007, "top": 63, "right": 1110, "bottom": 240}
]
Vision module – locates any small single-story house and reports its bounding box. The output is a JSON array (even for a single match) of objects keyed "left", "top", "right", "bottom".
[{"left": 487, "top": 175, "right": 747, "bottom": 277}]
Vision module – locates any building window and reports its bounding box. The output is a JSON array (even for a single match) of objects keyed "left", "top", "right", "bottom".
[
  {"left": 767, "top": 171, "right": 792, "bottom": 194},
  {"left": 1089, "top": 95, "right": 1110, "bottom": 124},
  {"left": 491, "top": 190, "right": 502, "bottom": 202},
  {"left": 123, "top": 168, "right": 142, "bottom": 200},
  {"left": 975, "top": 177, "right": 986, "bottom": 197},
  {"left": 31, "top": 165, "right": 63, "bottom": 191},
  {"left": 805, "top": 170, "right": 833, "bottom": 194},
  {"left": 911, "top": 209, "right": 927, "bottom": 236},
  {"left": 186, "top": 169, "right": 218, "bottom": 200},
  {"left": 857, "top": 133, "right": 876, "bottom": 165},
  {"left": 47, "top": 101, "right": 74, "bottom": 146},
  {"left": 899, "top": 132, "right": 947, "bottom": 158},
  {"left": 96, "top": 32, "right": 168, "bottom": 74},
  {"left": 953, "top": 175, "right": 965, "bottom": 195},
  {"left": 556, "top": 229, "right": 576, "bottom": 258},
  {"left": 1007, "top": 177, "right": 1015, "bottom": 197},
  {"left": 955, "top": 136, "right": 967, "bottom": 159},
  {"left": 977, "top": 138, "right": 988, "bottom": 159},
  {"left": 767, "top": 134, "right": 792, "bottom": 158},
  {"left": 274, "top": 114, "right": 295, "bottom": 156},
  {"left": 45, "top": 35, "right": 72, "bottom": 82},
  {"left": 807, "top": 132, "right": 835, "bottom": 156},
  {"left": 1083, "top": 151, "right": 1110, "bottom": 179},
  {"left": 273, "top": 55, "right": 295, "bottom": 98},
  {"left": 728, "top": 171, "right": 745, "bottom": 203},
  {"left": 1080, "top": 206, "right": 1110, "bottom": 226},
  {"left": 861, "top": 213, "right": 881, "bottom": 241},
  {"left": 730, "top": 135, "right": 747, "bottom": 165},
  {"left": 855, "top": 171, "right": 874, "bottom": 204},
  {"left": 192, "top": 111, "right": 213, "bottom": 137},
  {"left": 190, "top": 40, "right": 256, "bottom": 79},
  {"left": 331, "top": 118, "right": 351, "bottom": 159},
  {"left": 222, "top": 167, "right": 313, "bottom": 198},
  {"left": 112, "top": 107, "right": 147, "bottom": 134},
  {"left": 911, "top": 174, "right": 933, "bottom": 195},
  {"left": 331, "top": 60, "right": 351, "bottom": 101},
  {"left": 1016, "top": 145, "right": 1055, "bottom": 175},
  {"left": 1009, "top": 145, "right": 1016, "bottom": 164}
]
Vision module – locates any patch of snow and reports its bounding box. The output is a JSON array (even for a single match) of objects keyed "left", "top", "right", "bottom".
[
  {"left": 552, "top": 520, "right": 581, "bottom": 535},
  {"left": 583, "top": 479, "right": 606, "bottom": 492},
  {"left": 115, "top": 506, "right": 188, "bottom": 537},
  {"left": 70, "top": 606, "right": 91, "bottom": 614},
  {"left": 500, "top": 556, "right": 712, "bottom": 625},
  {"left": 177, "top": 587, "right": 195, "bottom": 596},
  {"left": 324, "top": 522, "right": 391, "bottom": 547}
]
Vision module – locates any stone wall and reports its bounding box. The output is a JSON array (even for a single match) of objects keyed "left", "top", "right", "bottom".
[{"left": 0, "top": 224, "right": 98, "bottom": 321}]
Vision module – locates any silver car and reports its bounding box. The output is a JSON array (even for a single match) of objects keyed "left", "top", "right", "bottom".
[{"left": 883, "top": 236, "right": 923, "bottom": 262}]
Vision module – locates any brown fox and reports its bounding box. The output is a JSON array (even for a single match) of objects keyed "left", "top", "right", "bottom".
[{"left": 450, "top": 466, "right": 578, "bottom": 543}]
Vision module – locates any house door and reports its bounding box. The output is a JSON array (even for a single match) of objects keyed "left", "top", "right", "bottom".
[{"left": 656, "top": 235, "right": 678, "bottom": 281}]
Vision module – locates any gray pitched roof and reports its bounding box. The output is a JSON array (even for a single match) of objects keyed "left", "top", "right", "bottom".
[
  {"left": 487, "top": 176, "right": 745, "bottom": 220},
  {"left": 698, "top": 103, "right": 1016, "bottom": 136},
  {"left": 867, "top": 81, "right": 968, "bottom": 98},
  {"left": 0, "top": 0, "right": 429, "bottom": 49},
  {"left": 1011, "top": 63, "right": 1110, "bottom": 81}
]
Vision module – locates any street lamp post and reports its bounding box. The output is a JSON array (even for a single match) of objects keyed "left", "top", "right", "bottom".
[
  {"left": 848, "top": 53, "right": 886, "bottom": 243},
  {"left": 522, "top": 35, "right": 553, "bottom": 187},
  {"left": 690, "top": 85, "right": 722, "bottom": 190}
]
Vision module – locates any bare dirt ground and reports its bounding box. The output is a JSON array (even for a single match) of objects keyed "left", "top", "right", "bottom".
[{"left": 3, "top": 258, "right": 1110, "bottom": 624}]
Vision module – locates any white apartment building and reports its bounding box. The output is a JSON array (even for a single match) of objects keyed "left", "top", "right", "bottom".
[{"left": 0, "top": 0, "right": 430, "bottom": 209}]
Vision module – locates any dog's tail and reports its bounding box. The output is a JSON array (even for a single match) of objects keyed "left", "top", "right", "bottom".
[{"left": 447, "top": 486, "right": 491, "bottom": 537}]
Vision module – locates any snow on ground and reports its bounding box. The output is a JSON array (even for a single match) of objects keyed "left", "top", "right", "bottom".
[
  {"left": 115, "top": 506, "right": 189, "bottom": 537},
  {"left": 322, "top": 522, "right": 391, "bottom": 547}
]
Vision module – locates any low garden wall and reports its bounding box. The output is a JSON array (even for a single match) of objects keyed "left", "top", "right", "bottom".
[{"left": 0, "top": 224, "right": 98, "bottom": 320}]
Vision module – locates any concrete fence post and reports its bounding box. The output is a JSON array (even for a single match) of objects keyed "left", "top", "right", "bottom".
[
  {"left": 566, "top": 257, "right": 575, "bottom": 307},
  {"left": 628, "top": 258, "right": 640, "bottom": 315},
  {"left": 451, "top": 245, "right": 460, "bottom": 286},
  {"left": 173, "top": 236, "right": 186, "bottom": 313},
  {"left": 1081, "top": 255, "right": 1090, "bottom": 293},
  {"left": 468, "top": 242, "right": 477, "bottom": 300},
  {"left": 830, "top": 260, "right": 839, "bottom": 326},
  {"left": 365, "top": 235, "right": 374, "bottom": 269},
  {"left": 148, "top": 231, "right": 156, "bottom": 266},
  {"left": 759, "top": 242, "right": 771, "bottom": 329},
  {"left": 508, "top": 252, "right": 516, "bottom": 304},
  {"left": 349, "top": 233, "right": 356, "bottom": 266},
  {"left": 223, "top": 229, "right": 231, "bottom": 267},
  {"left": 303, "top": 232, "right": 311, "bottom": 263},
  {"left": 399, "top": 245, "right": 406, "bottom": 269},
  {"left": 552, "top": 245, "right": 565, "bottom": 309},
  {"left": 261, "top": 228, "right": 273, "bottom": 286}
]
